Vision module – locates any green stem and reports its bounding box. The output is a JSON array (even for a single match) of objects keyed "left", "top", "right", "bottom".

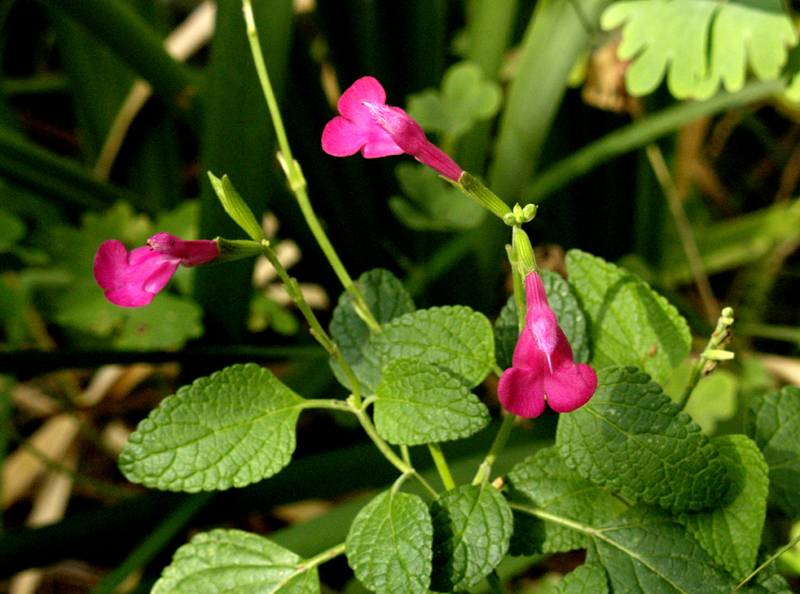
[
  {"left": 260, "top": 241, "right": 364, "bottom": 407},
  {"left": 298, "top": 542, "right": 347, "bottom": 574},
  {"left": 241, "top": 0, "right": 380, "bottom": 333},
  {"left": 524, "top": 79, "right": 786, "bottom": 204},
  {"left": 473, "top": 412, "right": 517, "bottom": 485},
  {"left": 428, "top": 443, "right": 456, "bottom": 490},
  {"left": 87, "top": 493, "right": 214, "bottom": 594},
  {"left": 351, "top": 405, "right": 438, "bottom": 498}
]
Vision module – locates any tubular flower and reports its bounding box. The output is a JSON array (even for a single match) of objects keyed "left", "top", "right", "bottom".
[
  {"left": 94, "top": 232, "right": 219, "bottom": 308},
  {"left": 498, "top": 272, "right": 597, "bottom": 418},
  {"left": 322, "top": 76, "right": 463, "bottom": 182}
]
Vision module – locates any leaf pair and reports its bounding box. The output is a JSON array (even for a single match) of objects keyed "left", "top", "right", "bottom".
[
  {"left": 330, "top": 268, "right": 495, "bottom": 446},
  {"left": 346, "top": 483, "right": 513, "bottom": 594}
]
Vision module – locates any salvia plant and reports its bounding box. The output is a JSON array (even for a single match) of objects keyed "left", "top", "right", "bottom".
[{"left": 78, "top": 0, "right": 800, "bottom": 593}]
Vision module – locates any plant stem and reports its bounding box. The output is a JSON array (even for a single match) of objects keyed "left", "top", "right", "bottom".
[
  {"left": 351, "top": 405, "right": 438, "bottom": 498},
  {"left": 428, "top": 443, "right": 456, "bottom": 490},
  {"left": 299, "top": 542, "right": 347, "bottom": 573},
  {"left": 241, "top": 0, "right": 380, "bottom": 333},
  {"left": 259, "top": 241, "right": 364, "bottom": 407},
  {"left": 473, "top": 412, "right": 517, "bottom": 485}
]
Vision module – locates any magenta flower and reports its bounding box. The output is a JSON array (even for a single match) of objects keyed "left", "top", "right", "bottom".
[
  {"left": 322, "top": 76, "right": 464, "bottom": 182},
  {"left": 498, "top": 272, "right": 597, "bottom": 418},
  {"left": 93, "top": 232, "right": 219, "bottom": 308}
]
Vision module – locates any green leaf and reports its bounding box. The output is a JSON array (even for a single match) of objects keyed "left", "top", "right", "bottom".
[
  {"left": 329, "top": 269, "right": 415, "bottom": 394},
  {"left": 119, "top": 363, "right": 304, "bottom": 492},
  {"left": 557, "top": 366, "right": 730, "bottom": 511},
  {"left": 506, "top": 446, "right": 628, "bottom": 555},
  {"left": 678, "top": 435, "right": 768, "bottom": 580},
  {"left": 152, "top": 529, "right": 319, "bottom": 594},
  {"left": 566, "top": 249, "right": 691, "bottom": 385},
  {"left": 553, "top": 560, "right": 609, "bottom": 594},
  {"left": 371, "top": 305, "right": 495, "bottom": 389},
  {"left": 430, "top": 483, "right": 513, "bottom": 592},
  {"left": 593, "top": 505, "right": 740, "bottom": 594},
  {"left": 373, "top": 359, "right": 490, "bottom": 446},
  {"left": 601, "top": 0, "right": 798, "bottom": 100},
  {"left": 406, "top": 61, "right": 501, "bottom": 140},
  {"left": 345, "top": 490, "right": 433, "bottom": 594},
  {"left": 494, "top": 270, "right": 590, "bottom": 371},
  {"left": 389, "top": 163, "right": 484, "bottom": 231},
  {"left": 748, "top": 386, "right": 800, "bottom": 517}
]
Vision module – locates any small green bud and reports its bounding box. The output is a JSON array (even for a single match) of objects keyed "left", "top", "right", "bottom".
[
  {"left": 208, "top": 172, "right": 265, "bottom": 242},
  {"left": 503, "top": 203, "right": 538, "bottom": 226}
]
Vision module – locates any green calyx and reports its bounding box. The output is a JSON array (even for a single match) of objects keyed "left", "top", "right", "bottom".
[{"left": 208, "top": 172, "right": 265, "bottom": 242}]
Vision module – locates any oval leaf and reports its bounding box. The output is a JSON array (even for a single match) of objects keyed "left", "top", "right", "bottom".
[
  {"left": 329, "top": 268, "right": 415, "bottom": 393},
  {"left": 556, "top": 366, "right": 729, "bottom": 511},
  {"left": 430, "top": 483, "right": 513, "bottom": 592},
  {"left": 566, "top": 249, "right": 690, "bottom": 385},
  {"left": 119, "top": 363, "right": 304, "bottom": 492},
  {"left": 346, "top": 490, "right": 433, "bottom": 594},
  {"left": 152, "top": 529, "right": 320, "bottom": 594},
  {"left": 371, "top": 305, "right": 495, "bottom": 388},
  {"left": 373, "top": 359, "right": 490, "bottom": 446}
]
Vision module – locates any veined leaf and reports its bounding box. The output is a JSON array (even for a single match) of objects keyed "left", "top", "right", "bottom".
[
  {"left": 152, "top": 529, "right": 319, "bottom": 594},
  {"left": 593, "top": 505, "right": 740, "bottom": 593},
  {"left": 373, "top": 359, "right": 489, "bottom": 446},
  {"left": 679, "top": 435, "right": 768, "bottom": 580},
  {"left": 329, "top": 268, "right": 415, "bottom": 394},
  {"left": 602, "top": 0, "right": 798, "bottom": 100},
  {"left": 430, "top": 483, "right": 513, "bottom": 592},
  {"left": 557, "top": 366, "right": 729, "bottom": 511},
  {"left": 506, "top": 446, "right": 629, "bottom": 555},
  {"left": 566, "top": 249, "right": 690, "bottom": 385},
  {"left": 511, "top": 502, "right": 740, "bottom": 594},
  {"left": 346, "top": 490, "right": 432, "bottom": 594},
  {"left": 370, "top": 305, "right": 495, "bottom": 388},
  {"left": 119, "top": 363, "right": 305, "bottom": 492},
  {"left": 748, "top": 386, "right": 800, "bottom": 517}
]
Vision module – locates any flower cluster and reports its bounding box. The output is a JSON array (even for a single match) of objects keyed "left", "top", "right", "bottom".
[
  {"left": 498, "top": 272, "right": 597, "bottom": 418},
  {"left": 322, "top": 76, "right": 463, "bottom": 182},
  {"left": 94, "top": 233, "right": 219, "bottom": 307}
]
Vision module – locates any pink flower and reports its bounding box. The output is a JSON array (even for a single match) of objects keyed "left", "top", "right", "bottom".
[
  {"left": 93, "top": 233, "right": 219, "bottom": 307},
  {"left": 498, "top": 272, "right": 597, "bottom": 418},
  {"left": 322, "top": 76, "right": 464, "bottom": 182}
]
